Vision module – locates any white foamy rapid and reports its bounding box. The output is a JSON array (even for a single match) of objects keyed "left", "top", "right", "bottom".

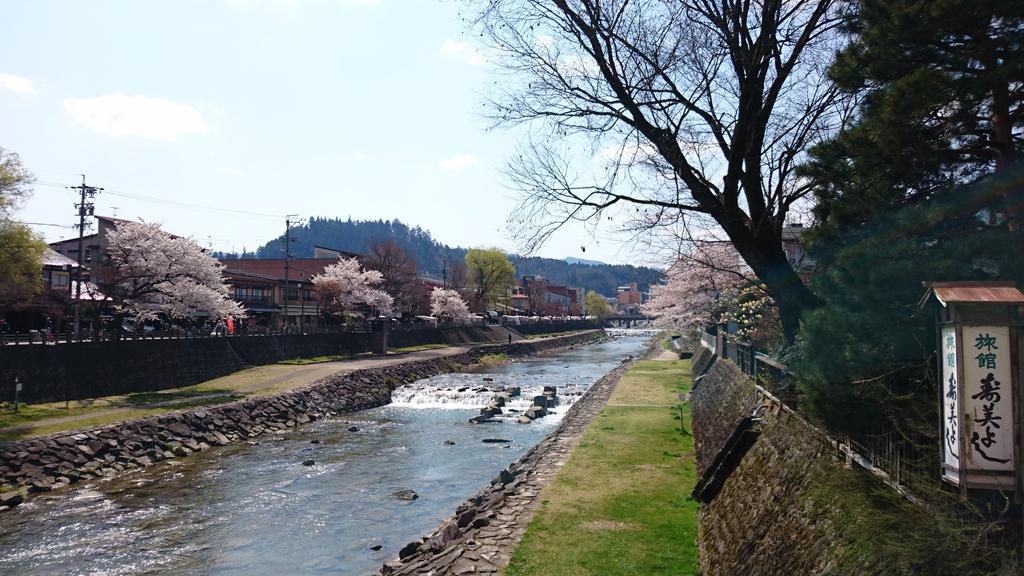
[
  {"left": 605, "top": 327, "right": 663, "bottom": 338},
  {"left": 389, "top": 373, "right": 585, "bottom": 423}
]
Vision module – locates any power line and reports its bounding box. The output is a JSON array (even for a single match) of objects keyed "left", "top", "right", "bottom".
[
  {"left": 18, "top": 221, "right": 76, "bottom": 228},
  {"left": 33, "top": 181, "right": 285, "bottom": 221}
]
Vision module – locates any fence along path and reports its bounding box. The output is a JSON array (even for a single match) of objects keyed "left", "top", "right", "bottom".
[{"left": 703, "top": 331, "right": 925, "bottom": 503}]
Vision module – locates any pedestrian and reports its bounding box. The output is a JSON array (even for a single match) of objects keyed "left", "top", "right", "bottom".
[{"left": 508, "top": 333, "right": 512, "bottom": 344}]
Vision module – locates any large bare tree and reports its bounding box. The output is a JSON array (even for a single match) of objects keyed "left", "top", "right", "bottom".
[
  {"left": 470, "top": 0, "right": 845, "bottom": 340},
  {"left": 365, "top": 240, "right": 418, "bottom": 313}
]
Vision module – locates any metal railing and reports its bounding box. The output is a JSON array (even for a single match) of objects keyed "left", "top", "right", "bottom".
[
  {"left": 700, "top": 329, "right": 932, "bottom": 498},
  {"left": 1, "top": 318, "right": 594, "bottom": 346},
  {"left": 0, "top": 326, "right": 361, "bottom": 345}
]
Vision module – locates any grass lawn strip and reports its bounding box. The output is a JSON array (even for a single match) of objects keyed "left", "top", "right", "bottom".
[{"left": 504, "top": 355, "right": 699, "bottom": 576}]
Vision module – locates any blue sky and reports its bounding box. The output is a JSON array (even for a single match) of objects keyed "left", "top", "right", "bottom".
[{"left": 1, "top": 0, "right": 640, "bottom": 264}]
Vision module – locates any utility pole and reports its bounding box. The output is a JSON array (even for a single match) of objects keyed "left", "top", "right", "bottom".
[
  {"left": 282, "top": 215, "right": 297, "bottom": 331},
  {"left": 68, "top": 175, "right": 102, "bottom": 341}
]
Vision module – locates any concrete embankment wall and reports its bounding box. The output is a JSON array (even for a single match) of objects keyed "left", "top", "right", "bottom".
[
  {"left": 0, "top": 331, "right": 603, "bottom": 504},
  {"left": 510, "top": 320, "right": 594, "bottom": 336},
  {"left": 0, "top": 323, "right": 592, "bottom": 405},
  {"left": 691, "top": 353, "right": 843, "bottom": 575}
]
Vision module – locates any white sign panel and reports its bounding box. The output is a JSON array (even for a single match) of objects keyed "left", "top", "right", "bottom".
[
  {"left": 941, "top": 325, "right": 960, "bottom": 482},
  {"left": 962, "top": 325, "right": 1014, "bottom": 473}
]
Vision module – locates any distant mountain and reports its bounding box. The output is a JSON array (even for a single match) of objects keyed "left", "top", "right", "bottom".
[
  {"left": 564, "top": 257, "right": 606, "bottom": 266},
  {"left": 214, "top": 217, "right": 663, "bottom": 297}
]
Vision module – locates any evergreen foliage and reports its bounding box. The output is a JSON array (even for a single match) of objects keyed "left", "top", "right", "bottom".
[
  {"left": 793, "top": 182, "right": 1023, "bottom": 436},
  {"left": 804, "top": 0, "right": 1023, "bottom": 240},
  {"left": 793, "top": 0, "right": 1024, "bottom": 438}
]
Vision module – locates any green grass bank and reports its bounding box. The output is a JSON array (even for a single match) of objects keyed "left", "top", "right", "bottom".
[{"left": 505, "top": 352, "right": 699, "bottom": 576}]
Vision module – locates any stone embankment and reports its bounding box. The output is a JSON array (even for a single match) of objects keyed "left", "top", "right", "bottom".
[
  {"left": 0, "top": 331, "right": 602, "bottom": 508},
  {"left": 379, "top": 338, "right": 662, "bottom": 576}
]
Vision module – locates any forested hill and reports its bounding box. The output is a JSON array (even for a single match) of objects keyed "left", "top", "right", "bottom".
[{"left": 214, "top": 217, "right": 662, "bottom": 297}]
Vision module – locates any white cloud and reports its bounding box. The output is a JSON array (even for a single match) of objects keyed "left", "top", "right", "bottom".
[
  {"left": 64, "top": 93, "right": 209, "bottom": 141},
  {"left": 438, "top": 154, "right": 480, "bottom": 173},
  {"left": 440, "top": 39, "right": 487, "bottom": 66},
  {"left": 0, "top": 73, "right": 34, "bottom": 96}
]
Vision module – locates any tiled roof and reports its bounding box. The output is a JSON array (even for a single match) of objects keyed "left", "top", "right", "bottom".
[
  {"left": 96, "top": 215, "right": 139, "bottom": 227},
  {"left": 49, "top": 233, "right": 99, "bottom": 246},
  {"left": 218, "top": 258, "right": 340, "bottom": 281},
  {"left": 41, "top": 248, "right": 80, "bottom": 268}
]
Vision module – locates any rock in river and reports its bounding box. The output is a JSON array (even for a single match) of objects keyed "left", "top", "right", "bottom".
[
  {"left": 1, "top": 491, "right": 24, "bottom": 508},
  {"left": 392, "top": 489, "right": 419, "bottom": 501},
  {"left": 482, "top": 438, "right": 512, "bottom": 444},
  {"left": 302, "top": 459, "right": 316, "bottom": 466}
]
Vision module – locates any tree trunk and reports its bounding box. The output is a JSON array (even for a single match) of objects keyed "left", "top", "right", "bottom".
[{"left": 724, "top": 223, "right": 820, "bottom": 344}]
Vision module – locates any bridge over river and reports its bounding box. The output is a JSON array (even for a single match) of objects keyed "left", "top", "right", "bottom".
[{"left": 605, "top": 313, "right": 655, "bottom": 328}]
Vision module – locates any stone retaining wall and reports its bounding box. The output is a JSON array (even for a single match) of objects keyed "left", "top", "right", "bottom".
[
  {"left": 697, "top": 403, "right": 839, "bottom": 576},
  {"left": 690, "top": 345, "right": 842, "bottom": 575},
  {"left": 510, "top": 320, "right": 596, "bottom": 336},
  {"left": 0, "top": 331, "right": 603, "bottom": 508},
  {"left": 689, "top": 356, "right": 760, "bottom": 476}
]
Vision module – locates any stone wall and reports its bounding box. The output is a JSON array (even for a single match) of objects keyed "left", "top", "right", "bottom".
[
  {"left": 0, "top": 330, "right": 602, "bottom": 507},
  {"left": 691, "top": 348, "right": 842, "bottom": 575},
  {"left": 511, "top": 320, "right": 596, "bottom": 336},
  {"left": 387, "top": 326, "right": 499, "bottom": 349},
  {"left": 696, "top": 403, "right": 840, "bottom": 575},
  {"left": 689, "top": 356, "right": 760, "bottom": 476},
  {"left": 0, "top": 323, "right": 586, "bottom": 405}
]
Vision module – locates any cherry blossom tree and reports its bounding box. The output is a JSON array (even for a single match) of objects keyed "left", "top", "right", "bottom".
[
  {"left": 106, "top": 221, "right": 245, "bottom": 325},
  {"left": 429, "top": 287, "right": 473, "bottom": 324},
  {"left": 642, "top": 243, "right": 747, "bottom": 330},
  {"left": 311, "top": 257, "right": 394, "bottom": 318}
]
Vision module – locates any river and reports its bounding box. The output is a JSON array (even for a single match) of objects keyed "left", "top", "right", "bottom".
[{"left": 0, "top": 333, "right": 652, "bottom": 576}]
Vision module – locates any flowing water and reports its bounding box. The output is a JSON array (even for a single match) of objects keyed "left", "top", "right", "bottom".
[{"left": 0, "top": 333, "right": 653, "bottom": 576}]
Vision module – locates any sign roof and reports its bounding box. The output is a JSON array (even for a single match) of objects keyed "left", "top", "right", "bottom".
[{"left": 923, "top": 281, "right": 1024, "bottom": 306}]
